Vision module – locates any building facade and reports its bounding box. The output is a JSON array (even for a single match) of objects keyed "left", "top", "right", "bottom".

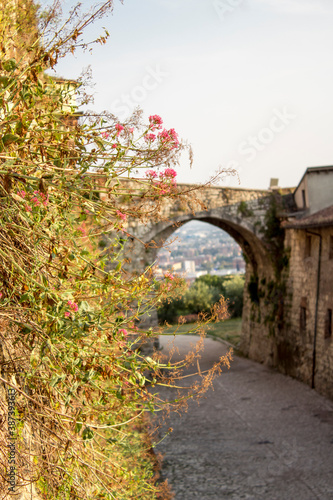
[{"left": 242, "top": 166, "right": 333, "bottom": 399}]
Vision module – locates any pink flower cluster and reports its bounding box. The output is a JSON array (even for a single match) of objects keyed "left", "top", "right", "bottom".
[
  {"left": 145, "top": 167, "right": 178, "bottom": 194},
  {"left": 101, "top": 131, "right": 111, "bottom": 139},
  {"left": 65, "top": 300, "right": 79, "bottom": 317},
  {"left": 31, "top": 191, "right": 49, "bottom": 207},
  {"left": 116, "top": 210, "right": 127, "bottom": 221},
  {"left": 145, "top": 169, "right": 158, "bottom": 179},
  {"left": 119, "top": 328, "right": 128, "bottom": 337},
  {"left": 77, "top": 223, "right": 87, "bottom": 236},
  {"left": 144, "top": 133, "right": 156, "bottom": 142},
  {"left": 146, "top": 168, "right": 177, "bottom": 194},
  {"left": 158, "top": 128, "right": 180, "bottom": 150},
  {"left": 147, "top": 116, "right": 179, "bottom": 149},
  {"left": 115, "top": 123, "right": 124, "bottom": 136},
  {"left": 149, "top": 115, "right": 163, "bottom": 131},
  {"left": 0, "top": 292, "right": 3, "bottom": 299},
  {"left": 164, "top": 272, "right": 175, "bottom": 280},
  {"left": 18, "top": 190, "right": 49, "bottom": 211},
  {"left": 146, "top": 167, "right": 177, "bottom": 180},
  {"left": 160, "top": 168, "right": 177, "bottom": 179},
  {"left": 154, "top": 180, "right": 176, "bottom": 195}
]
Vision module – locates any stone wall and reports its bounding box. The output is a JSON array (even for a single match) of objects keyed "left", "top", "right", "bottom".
[{"left": 273, "top": 227, "right": 333, "bottom": 399}]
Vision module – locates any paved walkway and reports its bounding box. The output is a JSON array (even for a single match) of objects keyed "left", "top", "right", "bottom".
[{"left": 155, "top": 335, "right": 333, "bottom": 500}]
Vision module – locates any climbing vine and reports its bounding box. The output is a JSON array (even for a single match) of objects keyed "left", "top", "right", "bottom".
[{"left": 247, "top": 194, "right": 290, "bottom": 335}]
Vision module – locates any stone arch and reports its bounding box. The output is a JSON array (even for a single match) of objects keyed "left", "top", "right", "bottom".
[
  {"left": 139, "top": 209, "right": 274, "bottom": 278},
  {"left": 127, "top": 205, "right": 278, "bottom": 364}
]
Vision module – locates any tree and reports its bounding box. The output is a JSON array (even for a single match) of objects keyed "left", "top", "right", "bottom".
[
  {"left": 0, "top": 2, "right": 231, "bottom": 498},
  {"left": 223, "top": 275, "right": 245, "bottom": 317}
]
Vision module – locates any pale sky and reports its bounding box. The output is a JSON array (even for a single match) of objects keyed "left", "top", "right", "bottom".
[{"left": 53, "top": 0, "right": 333, "bottom": 189}]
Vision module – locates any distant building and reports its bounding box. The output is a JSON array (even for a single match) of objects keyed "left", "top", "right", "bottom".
[
  {"left": 184, "top": 260, "right": 196, "bottom": 273},
  {"left": 293, "top": 166, "right": 333, "bottom": 215},
  {"left": 233, "top": 257, "right": 245, "bottom": 272},
  {"left": 171, "top": 261, "right": 182, "bottom": 271}
]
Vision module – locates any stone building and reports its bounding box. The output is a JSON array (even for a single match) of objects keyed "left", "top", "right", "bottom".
[
  {"left": 244, "top": 166, "right": 333, "bottom": 399},
  {"left": 277, "top": 166, "right": 333, "bottom": 398}
]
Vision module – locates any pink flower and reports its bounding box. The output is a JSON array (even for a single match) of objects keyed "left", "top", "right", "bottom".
[
  {"left": 68, "top": 300, "right": 79, "bottom": 312},
  {"left": 25, "top": 205, "right": 32, "bottom": 212},
  {"left": 115, "top": 123, "right": 124, "bottom": 136},
  {"left": 112, "top": 143, "right": 118, "bottom": 149},
  {"left": 101, "top": 131, "right": 110, "bottom": 139},
  {"left": 149, "top": 115, "right": 163, "bottom": 130},
  {"left": 65, "top": 311, "right": 71, "bottom": 318},
  {"left": 116, "top": 210, "right": 127, "bottom": 221},
  {"left": 165, "top": 272, "right": 175, "bottom": 280},
  {"left": 77, "top": 225, "right": 87, "bottom": 236},
  {"left": 128, "top": 127, "right": 134, "bottom": 133},
  {"left": 119, "top": 329, "right": 128, "bottom": 337},
  {"left": 17, "top": 190, "right": 26, "bottom": 198},
  {"left": 145, "top": 169, "right": 158, "bottom": 178},
  {"left": 160, "top": 168, "right": 177, "bottom": 179},
  {"left": 31, "top": 196, "right": 40, "bottom": 206},
  {"left": 154, "top": 181, "right": 169, "bottom": 195},
  {"left": 145, "top": 133, "right": 156, "bottom": 142},
  {"left": 158, "top": 128, "right": 180, "bottom": 149},
  {"left": 0, "top": 292, "right": 3, "bottom": 299},
  {"left": 31, "top": 191, "right": 49, "bottom": 207}
]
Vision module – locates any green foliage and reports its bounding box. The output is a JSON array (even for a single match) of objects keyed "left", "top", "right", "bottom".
[
  {"left": 0, "top": 2, "right": 234, "bottom": 498},
  {"left": 223, "top": 275, "right": 244, "bottom": 317},
  {"left": 163, "top": 317, "right": 242, "bottom": 347},
  {"left": 237, "top": 201, "right": 254, "bottom": 217},
  {"left": 257, "top": 195, "right": 290, "bottom": 332},
  {"left": 158, "top": 274, "right": 245, "bottom": 323},
  {"left": 262, "top": 194, "right": 288, "bottom": 276},
  {"left": 184, "top": 281, "right": 213, "bottom": 313}
]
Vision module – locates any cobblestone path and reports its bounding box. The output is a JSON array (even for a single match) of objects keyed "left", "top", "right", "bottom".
[{"left": 155, "top": 335, "right": 333, "bottom": 500}]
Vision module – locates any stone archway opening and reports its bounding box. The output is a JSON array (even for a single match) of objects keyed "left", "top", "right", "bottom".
[
  {"left": 155, "top": 220, "right": 246, "bottom": 344},
  {"left": 127, "top": 200, "right": 277, "bottom": 364},
  {"left": 142, "top": 211, "right": 275, "bottom": 353}
]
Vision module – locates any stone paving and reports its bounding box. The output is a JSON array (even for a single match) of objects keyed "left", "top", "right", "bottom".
[{"left": 154, "top": 335, "right": 333, "bottom": 500}]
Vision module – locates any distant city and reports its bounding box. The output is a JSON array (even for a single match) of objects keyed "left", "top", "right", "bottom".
[{"left": 155, "top": 220, "right": 245, "bottom": 281}]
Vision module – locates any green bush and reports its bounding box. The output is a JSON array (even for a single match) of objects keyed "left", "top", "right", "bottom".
[
  {"left": 158, "top": 274, "right": 245, "bottom": 323},
  {"left": 223, "top": 275, "right": 245, "bottom": 317}
]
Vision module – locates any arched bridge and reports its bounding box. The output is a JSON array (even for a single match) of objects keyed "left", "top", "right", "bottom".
[{"left": 117, "top": 181, "right": 294, "bottom": 361}]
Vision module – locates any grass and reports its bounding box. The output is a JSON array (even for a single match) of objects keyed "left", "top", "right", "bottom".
[{"left": 161, "top": 317, "right": 242, "bottom": 348}]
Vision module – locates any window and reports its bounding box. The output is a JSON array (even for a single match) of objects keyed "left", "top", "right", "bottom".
[
  {"left": 325, "top": 309, "right": 332, "bottom": 339},
  {"left": 300, "top": 306, "right": 307, "bottom": 332},
  {"left": 329, "top": 236, "right": 333, "bottom": 260},
  {"left": 304, "top": 235, "right": 311, "bottom": 258},
  {"left": 302, "top": 189, "right": 306, "bottom": 208}
]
